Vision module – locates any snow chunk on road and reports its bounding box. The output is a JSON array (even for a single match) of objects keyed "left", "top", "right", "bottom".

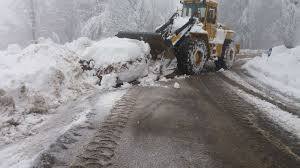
[
  {"left": 174, "top": 82, "right": 181, "bottom": 89},
  {"left": 243, "top": 45, "right": 300, "bottom": 99},
  {"left": 82, "top": 37, "right": 150, "bottom": 84}
]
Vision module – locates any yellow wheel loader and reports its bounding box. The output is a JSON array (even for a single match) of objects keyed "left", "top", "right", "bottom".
[{"left": 117, "top": 0, "right": 238, "bottom": 75}]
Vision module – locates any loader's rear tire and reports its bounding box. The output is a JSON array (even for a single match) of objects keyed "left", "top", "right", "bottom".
[
  {"left": 215, "top": 40, "right": 236, "bottom": 70},
  {"left": 175, "top": 37, "right": 208, "bottom": 75},
  {"left": 224, "top": 42, "right": 236, "bottom": 69}
]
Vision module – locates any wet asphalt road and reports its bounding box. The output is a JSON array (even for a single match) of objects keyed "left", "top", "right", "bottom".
[
  {"left": 107, "top": 75, "right": 299, "bottom": 168},
  {"left": 38, "top": 56, "right": 300, "bottom": 168}
]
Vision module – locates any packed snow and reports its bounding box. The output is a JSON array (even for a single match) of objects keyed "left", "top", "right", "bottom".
[
  {"left": 82, "top": 37, "right": 150, "bottom": 66},
  {"left": 190, "top": 23, "right": 207, "bottom": 34},
  {"left": 0, "top": 90, "right": 126, "bottom": 168},
  {"left": 0, "top": 36, "right": 155, "bottom": 168},
  {"left": 171, "top": 17, "right": 190, "bottom": 33},
  {"left": 243, "top": 45, "right": 300, "bottom": 99},
  {"left": 174, "top": 82, "right": 181, "bottom": 89},
  {"left": 240, "top": 49, "right": 264, "bottom": 56},
  {"left": 81, "top": 37, "right": 150, "bottom": 84},
  {"left": 232, "top": 85, "right": 300, "bottom": 139},
  {"left": 0, "top": 38, "right": 99, "bottom": 145},
  {"left": 0, "top": 32, "right": 182, "bottom": 168},
  {"left": 221, "top": 71, "right": 265, "bottom": 96}
]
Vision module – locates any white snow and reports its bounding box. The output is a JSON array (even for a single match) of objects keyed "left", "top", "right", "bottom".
[
  {"left": 65, "top": 37, "right": 94, "bottom": 56},
  {"left": 0, "top": 36, "right": 151, "bottom": 154},
  {"left": 232, "top": 85, "right": 300, "bottom": 139},
  {"left": 82, "top": 37, "right": 150, "bottom": 84},
  {"left": 174, "top": 82, "right": 181, "bottom": 89},
  {"left": 172, "top": 17, "right": 190, "bottom": 32},
  {"left": 221, "top": 70, "right": 264, "bottom": 95},
  {"left": 0, "top": 35, "right": 174, "bottom": 167},
  {"left": 0, "top": 38, "right": 99, "bottom": 146},
  {"left": 138, "top": 74, "right": 162, "bottom": 87},
  {"left": 190, "top": 23, "right": 207, "bottom": 34},
  {"left": 240, "top": 49, "right": 264, "bottom": 56},
  {"left": 243, "top": 45, "right": 300, "bottom": 99},
  {"left": 0, "top": 90, "right": 126, "bottom": 168},
  {"left": 159, "top": 77, "right": 171, "bottom": 82},
  {"left": 82, "top": 37, "right": 150, "bottom": 66}
]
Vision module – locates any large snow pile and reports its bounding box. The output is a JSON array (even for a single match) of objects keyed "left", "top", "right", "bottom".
[
  {"left": 0, "top": 38, "right": 96, "bottom": 144},
  {"left": 82, "top": 37, "right": 150, "bottom": 85},
  {"left": 0, "top": 37, "right": 152, "bottom": 144},
  {"left": 243, "top": 45, "right": 300, "bottom": 98}
]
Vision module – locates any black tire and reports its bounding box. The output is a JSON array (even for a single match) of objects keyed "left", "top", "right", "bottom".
[
  {"left": 175, "top": 37, "right": 208, "bottom": 75},
  {"left": 215, "top": 40, "right": 236, "bottom": 70}
]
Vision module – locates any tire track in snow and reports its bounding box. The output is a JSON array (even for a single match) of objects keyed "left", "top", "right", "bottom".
[
  {"left": 219, "top": 72, "right": 300, "bottom": 117},
  {"left": 70, "top": 88, "right": 140, "bottom": 168},
  {"left": 189, "top": 75, "right": 300, "bottom": 167}
]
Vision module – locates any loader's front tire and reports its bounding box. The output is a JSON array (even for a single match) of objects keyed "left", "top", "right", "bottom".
[{"left": 175, "top": 37, "right": 208, "bottom": 75}]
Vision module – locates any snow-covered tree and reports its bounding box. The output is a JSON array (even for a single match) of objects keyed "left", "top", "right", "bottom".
[
  {"left": 29, "top": 0, "right": 37, "bottom": 43},
  {"left": 219, "top": 0, "right": 294, "bottom": 49},
  {"left": 81, "top": 0, "right": 106, "bottom": 40},
  {"left": 4, "top": 0, "right": 298, "bottom": 50},
  {"left": 103, "top": 0, "right": 177, "bottom": 36},
  {"left": 280, "top": 0, "right": 298, "bottom": 48}
]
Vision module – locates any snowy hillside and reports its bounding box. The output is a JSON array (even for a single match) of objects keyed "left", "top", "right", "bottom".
[{"left": 243, "top": 45, "right": 300, "bottom": 98}]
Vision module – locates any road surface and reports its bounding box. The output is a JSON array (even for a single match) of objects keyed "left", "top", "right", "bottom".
[{"left": 35, "top": 56, "right": 300, "bottom": 168}]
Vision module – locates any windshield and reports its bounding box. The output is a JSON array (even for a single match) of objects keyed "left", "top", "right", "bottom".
[{"left": 182, "top": 4, "right": 206, "bottom": 19}]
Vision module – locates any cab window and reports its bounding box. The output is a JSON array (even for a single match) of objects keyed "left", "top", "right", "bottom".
[
  {"left": 198, "top": 7, "right": 206, "bottom": 20},
  {"left": 207, "top": 8, "right": 217, "bottom": 24},
  {"left": 182, "top": 7, "right": 193, "bottom": 17}
]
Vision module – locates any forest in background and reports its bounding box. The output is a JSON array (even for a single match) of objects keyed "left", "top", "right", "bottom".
[{"left": 0, "top": 0, "right": 299, "bottom": 49}]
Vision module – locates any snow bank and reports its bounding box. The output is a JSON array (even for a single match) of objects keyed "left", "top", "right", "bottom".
[
  {"left": 234, "top": 86, "right": 300, "bottom": 139},
  {"left": 0, "top": 36, "right": 161, "bottom": 145},
  {"left": 0, "top": 38, "right": 95, "bottom": 103},
  {"left": 0, "top": 36, "right": 173, "bottom": 167},
  {"left": 0, "top": 38, "right": 96, "bottom": 144},
  {"left": 243, "top": 45, "right": 300, "bottom": 98},
  {"left": 240, "top": 49, "right": 264, "bottom": 56}
]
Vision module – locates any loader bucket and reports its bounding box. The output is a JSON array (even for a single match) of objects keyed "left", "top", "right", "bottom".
[{"left": 116, "top": 32, "right": 174, "bottom": 59}]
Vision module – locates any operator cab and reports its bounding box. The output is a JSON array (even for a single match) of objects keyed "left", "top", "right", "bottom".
[
  {"left": 181, "top": 0, "right": 217, "bottom": 24},
  {"left": 181, "top": 0, "right": 206, "bottom": 21}
]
